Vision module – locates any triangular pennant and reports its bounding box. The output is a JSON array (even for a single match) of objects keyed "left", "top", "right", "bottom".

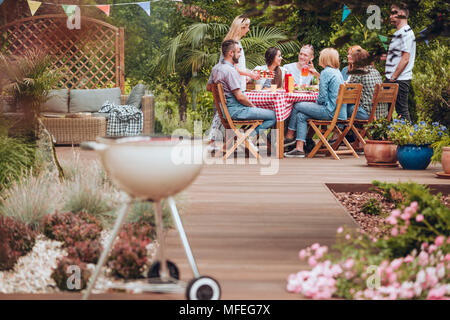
[
  {"left": 378, "top": 35, "right": 388, "bottom": 51},
  {"left": 27, "top": 0, "right": 42, "bottom": 16},
  {"left": 138, "top": 2, "right": 150, "bottom": 16},
  {"left": 62, "top": 4, "right": 77, "bottom": 17},
  {"left": 342, "top": 4, "right": 351, "bottom": 22},
  {"left": 96, "top": 5, "right": 110, "bottom": 17}
]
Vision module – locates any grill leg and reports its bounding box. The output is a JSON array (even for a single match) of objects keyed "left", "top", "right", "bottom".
[
  {"left": 154, "top": 200, "right": 169, "bottom": 281},
  {"left": 168, "top": 196, "right": 200, "bottom": 278},
  {"left": 82, "top": 201, "right": 132, "bottom": 300}
]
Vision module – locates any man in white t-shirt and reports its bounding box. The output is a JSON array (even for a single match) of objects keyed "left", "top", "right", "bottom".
[
  {"left": 384, "top": 2, "right": 416, "bottom": 122},
  {"left": 284, "top": 44, "right": 318, "bottom": 86}
]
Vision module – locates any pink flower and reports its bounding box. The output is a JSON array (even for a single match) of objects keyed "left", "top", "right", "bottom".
[
  {"left": 345, "top": 234, "right": 351, "bottom": 240},
  {"left": 390, "top": 259, "right": 403, "bottom": 270},
  {"left": 386, "top": 216, "right": 398, "bottom": 225},
  {"left": 311, "top": 243, "right": 320, "bottom": 250},
  {"left": 428, "top": 244, "right": 437, "bottom": 253},
  {"left": 299, "top": 249, "right": 307, "bottom": 260},
  {"left": 416, "top": 214, "right": 424, "bottom": 222},
  {"left": 427, "top": 286, "right": 447, "bottom": 300},
  {"left": 400, "top": 226, "right": 408, "bottom": 234},
  {"left": 418, "top": 251, "right": 429, "bottom": 266},
  {"left": 404, "top": 255, "right": 414, "bottom": 263},
  {"left": 391, "top": 209, "right": 401, "bottom": 217},
  {"left": 343, "top": 258, "right": 355, "bottom": 270},
  {"left": 410, "top": 201, "right": 418, "bottom": 211},
  {"left": 391, "top": 228, "right": 398, "bottom": 236},
  {"left": 435, "top": 236, "right": 445, "bottom": 247},
  {"left": 308, "top": 256, "right": 317, "bottom": 267},
  {"left": 445, "top": 254, "right": 450, "bottom": 262},
  {"left": 337, "top": 227, "right": 344, "bottom": 234},
  {"left": 401, "top": 212, "right": 411, "bottom": 221}
]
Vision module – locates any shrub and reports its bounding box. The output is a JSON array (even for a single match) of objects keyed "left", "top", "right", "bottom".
[
  {"left": 413, "top": 41, "right": 450, "bottom": 128},
  {"left": 363, "top": 119, "right": 391, "bottom": 141},
  {"left": 108, "top": 234, "right": 151, "bottom": 279},
  {"left": 66, "top": 240, "right": 103, "bottom": 264},
  {"left": 127, "top": 200, "right": 173, "bottom": 229},
  {"left": 388, "top": 119, "right": 446, "bottom": 146},
  {"left": 0, "top": 171, "right": 60, "bottom": 229},
  {"left": 372, "top": 181, "right": 450, "bottom": 258},
  {"left": 42, "top": 211, "right": 102, "bottom": 247},
  {"left": 61, "top": 161, "right": 117, "bottom": 224},
  {"left": 0, "top": 216, "right": 37, "bottom": 270},
  {"left": 0, "top": 132, "right": 35, "bottom": 191},
  {"left": 361, "top": 198, "right": 383, "bottom": 216},
  {"left": 51, "top": 257, "right": 91, "bottom": 292},
  {"left": 120, "top": 220, "right": 156, "bottom": 240}
]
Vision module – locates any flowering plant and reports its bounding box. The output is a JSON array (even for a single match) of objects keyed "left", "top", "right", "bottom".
[{"left": 388, "top": 119, "right": 447, "bottom": 146}]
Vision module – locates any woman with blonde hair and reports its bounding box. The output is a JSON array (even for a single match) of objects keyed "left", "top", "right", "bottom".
[
  {"left": 284, "top": 48, "right": 345, "bottom": 158},
  {"left": 208, "top": 15, "right": 260, "bottom": 151}
]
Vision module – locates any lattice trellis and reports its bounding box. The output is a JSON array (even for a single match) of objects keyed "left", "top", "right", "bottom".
[{"left": 0, "top": 14, "right": 124, "bottom": 92}]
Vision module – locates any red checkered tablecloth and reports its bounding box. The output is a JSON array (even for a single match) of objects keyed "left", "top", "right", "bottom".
[{"left": 245, "top": 90, "right": 319, "bottom": 121}]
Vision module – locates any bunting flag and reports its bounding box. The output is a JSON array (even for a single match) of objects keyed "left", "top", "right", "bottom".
[
  {"left": 27, "top": 0, "right": 42, "bottom": 16},
  {"left": 96, "top": 5, "right": 110, "bottom": 17},
  {"left": 342, "top": 4, "right": 351, "bottom": 22},
  {"left": 378, "top": 35, "right": 389, "bottom": 51},
  {"left": 62, "top": 4, "right": 77, "bottom": 17},
  {"left": 138, "top": 2, "right": 150, "bottom": 16}
]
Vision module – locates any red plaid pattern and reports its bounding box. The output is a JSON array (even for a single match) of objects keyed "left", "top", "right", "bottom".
[{"left": 245, "top": 90, "right": 319, "bottom": 121}]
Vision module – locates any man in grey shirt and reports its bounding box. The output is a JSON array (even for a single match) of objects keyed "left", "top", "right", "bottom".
[
  {"left": 384, "top": 2, "right": 416, "bottom": 122},
  {"left": 207, "top": 40, "right": 276, "bottom": 139}
]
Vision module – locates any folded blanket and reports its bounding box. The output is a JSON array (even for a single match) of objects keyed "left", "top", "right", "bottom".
[{"left": 99, "top": 101, "right": 143, "bottom": 136}]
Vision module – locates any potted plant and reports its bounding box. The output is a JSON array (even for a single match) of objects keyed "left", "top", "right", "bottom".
[
  {"left": 431, "top": 132, "right": 450, "bottom": 175},
  {"left": 388, "top": 120, "right": 446, "bottom": 170},
  {"left": 363, "top": 118, "right": 398, "bottom": 167}
]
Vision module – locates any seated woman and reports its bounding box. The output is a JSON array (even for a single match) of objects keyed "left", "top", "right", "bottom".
[
  {"left": 347, "top": 48, "right": 388, "bottom": 120},
  {"left": 253, "top": 47, "right": 286, "bottom": 89},
  {"left": 341, "top": 45, "right": 362, "bottom": 82},
  {"left": 284, "top": 48, "right": 345, "bottom": 158}
]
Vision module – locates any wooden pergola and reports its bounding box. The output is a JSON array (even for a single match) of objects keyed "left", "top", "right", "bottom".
[{"left": 0, "top": 14, "right": 125, "bottom": 93}]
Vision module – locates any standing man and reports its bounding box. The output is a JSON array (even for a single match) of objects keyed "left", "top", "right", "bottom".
[
  {"left": 207, "top": 40, "right": 276, "bottom": 144},
  {"left": 385, "top": 2, "right": 416, "bottom": 122}
]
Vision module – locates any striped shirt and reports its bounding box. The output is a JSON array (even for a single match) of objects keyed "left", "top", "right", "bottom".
[{"left": 385, "top": 25, "right": 416, "bottom": 81}]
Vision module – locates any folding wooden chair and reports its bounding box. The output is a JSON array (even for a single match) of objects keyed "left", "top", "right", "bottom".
[
  {"left": 351, "top": 83, "right": 399, "bottom": 147},
  {"left": 211, "top": 83, "right": 262, "bottom": 160},
  {"left": 307, "top": 83, "right": 363, "bottom": 160}
]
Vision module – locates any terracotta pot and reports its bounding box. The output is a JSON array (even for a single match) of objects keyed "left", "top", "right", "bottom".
[
  {"left": 442, "top": 146, "right": 450, "bottom": 174},
  {"left": 363, "top": 140, "right": 398, "bottom": 166}
]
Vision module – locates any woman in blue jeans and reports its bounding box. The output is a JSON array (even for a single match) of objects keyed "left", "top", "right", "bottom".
[{"left": 284, "top": 48, "right": 345, "bottom": 158}]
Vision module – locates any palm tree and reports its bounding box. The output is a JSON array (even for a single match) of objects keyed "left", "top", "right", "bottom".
[{"left": 157, "top": 22, "right": 300, "bottom": 120}]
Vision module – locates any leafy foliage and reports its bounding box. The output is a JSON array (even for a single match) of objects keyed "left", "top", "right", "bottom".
[
  {"left": 364, "top": 118, "right": 392, "bottom": 141},
  {"left": 361, "top": 198, "right": 383, "bottom": 216},
  {"left": 388, "top": 119, "right": 447, "bottom": 146},
  {"left": 0, "top": 216, "right": 37, "bottom": 270},
  {"left": 51, "top": 257, "right": 91, "bottom": 292},
  {"left": 66, "top": 240, "right": 103, "bottom": 264}
]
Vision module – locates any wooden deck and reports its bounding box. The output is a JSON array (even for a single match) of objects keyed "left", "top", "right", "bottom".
[{"left": 2, "top": 147, "right": 448, "bottom": 300}]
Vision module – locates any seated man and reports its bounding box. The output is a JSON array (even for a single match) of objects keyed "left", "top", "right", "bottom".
[
  {"left": 207, "top": 39, "right": 276, "bottom": 147},
  {"left": 283, "top": 44, "right": 319, "bottom": 86}
]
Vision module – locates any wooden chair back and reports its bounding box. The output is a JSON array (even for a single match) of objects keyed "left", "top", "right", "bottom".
[
  {"left": 211, "top": 83, "right": 234, "bottom": 130},
  {"left": 368, "top": 83, "right": 399, "bottom": 121},
  {"left": 342, "top": 83, "right": 363, "bottom": 125}
]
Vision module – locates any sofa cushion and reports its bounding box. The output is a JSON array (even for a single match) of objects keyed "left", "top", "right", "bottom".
[
  {"left": 69, "top": 87, "right": 121, "bottom": 113},
  {"left": 126, "top": 84, "right": 146, "bottom": 109},
  {"left": 41, "top": 89, "right": 69, "bottom": 113}
]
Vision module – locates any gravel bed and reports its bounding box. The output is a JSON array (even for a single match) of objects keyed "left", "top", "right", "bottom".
[
  {"left": 0, "top": 230, "right": 158, "bottom": 294},
  {"left": 333, "top": 192, "right": 450, "bottom": 237}
]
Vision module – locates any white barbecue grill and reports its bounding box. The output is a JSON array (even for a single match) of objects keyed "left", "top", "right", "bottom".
[{"left": 80, "top": 136, "right": 220, "bottom": 300}]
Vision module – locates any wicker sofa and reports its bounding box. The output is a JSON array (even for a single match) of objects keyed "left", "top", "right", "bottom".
[{"left": 1, "top": 87, "right": 155, "bottom": 145}]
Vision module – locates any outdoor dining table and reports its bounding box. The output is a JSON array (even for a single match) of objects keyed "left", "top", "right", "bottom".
[{"left": 245, "top": 90, "right": 319, "bottom": 158}]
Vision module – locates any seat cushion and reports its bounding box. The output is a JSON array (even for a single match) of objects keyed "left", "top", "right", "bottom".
[
  {"left": 69, "top": 87, "right": 121, "bottom": 113},
  {"left": 41, "top": 89, "right": 69, "bottom": 113},
  {"left": 126, "top": 84, "right": 146, "bottom": 109},
  {"left": 92, "top": 112, "right": 110, "bottom": 120}
]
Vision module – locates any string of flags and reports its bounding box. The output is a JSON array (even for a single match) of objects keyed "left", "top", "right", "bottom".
[
  {"left": 23, "top": 0, "right": 179, "bottom": 17},
  {"left": 342, "top": 4, "right": 351, "bottom": 22}
]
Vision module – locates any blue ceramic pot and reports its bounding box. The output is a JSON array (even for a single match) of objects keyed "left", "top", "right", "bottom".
[{"left": 397, "top": 144, "right": 433, "bottom": 170}]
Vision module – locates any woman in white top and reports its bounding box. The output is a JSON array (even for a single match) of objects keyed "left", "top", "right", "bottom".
[
  {"left": 253, "top": 47, "right": 287, "bottom": 89},
  {"left": 208, "top": 15, "right": 260, "bottom": 148}
]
